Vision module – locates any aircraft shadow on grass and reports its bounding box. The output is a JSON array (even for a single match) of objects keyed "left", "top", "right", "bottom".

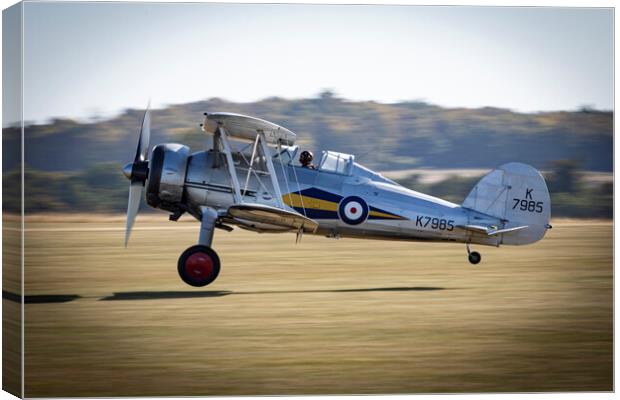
[
  {"left": 3, "top": 291, "right": 81, "bottom": 304},
  {"left": 3, "top": 287, "right": 447, "bottom": 304},
  {"left": 99, "top": 286, "right": 446, "bottom": 301}
]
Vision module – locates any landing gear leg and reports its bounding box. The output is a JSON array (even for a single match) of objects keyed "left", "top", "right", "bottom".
[
  {"left": 177, "top": 207, "right": 221, "bottom": 287},
  {"left": 466, "top": 243, "right": 481, "bottom": 265}
]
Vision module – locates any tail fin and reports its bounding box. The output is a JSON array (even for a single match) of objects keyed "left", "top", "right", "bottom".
[{"left": 462, "top": 163, "right": 551, "bottom": 245}]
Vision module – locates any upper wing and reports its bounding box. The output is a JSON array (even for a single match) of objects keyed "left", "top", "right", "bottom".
[
  {"left": 202, "top": 112, "right": 297, "bottom": 146},
  {"left": 457, "top": 224, "right": 529, "bottom": 236},
  {"left": 227, "top": 203, "right": 319, "bottom": 233}
]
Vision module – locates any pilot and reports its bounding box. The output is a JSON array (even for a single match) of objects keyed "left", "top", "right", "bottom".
[{"left": 299, "top": 150, "right": 316, "bottom": 169}]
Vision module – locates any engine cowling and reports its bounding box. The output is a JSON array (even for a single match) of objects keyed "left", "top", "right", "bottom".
[{"left": 146, "top": 143, "right": 190, "bottom": 211}]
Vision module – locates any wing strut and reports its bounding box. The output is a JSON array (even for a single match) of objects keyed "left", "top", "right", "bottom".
[
  {"left": 217, "top": 125, "right": 285, "bottom": 209},
  {"left": 258, "top": 130, "right": 285, "bottom": 209},
  {"left": 242, "top": 135, "right": 261, "bottom": 197},
  {"left": 276, "top": 141, "right": 299, "bottom": 215},
  {"left": 212, "top": 127, "right": 221, "bottom": 168},
  {"left": 218, "top": 126, "right": 243, "bottom": 203}
]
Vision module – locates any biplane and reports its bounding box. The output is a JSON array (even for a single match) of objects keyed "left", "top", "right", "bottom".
[{"left": 123, "top": 109, "right": 552, "bottom": 287}]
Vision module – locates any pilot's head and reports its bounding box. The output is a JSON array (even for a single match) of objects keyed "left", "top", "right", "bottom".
[{"left": 300, "top": 150, "right": 314, "bottom": 167}]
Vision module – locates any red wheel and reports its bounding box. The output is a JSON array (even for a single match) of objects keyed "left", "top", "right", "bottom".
[{"left": 177, "top": 245, "right": 221, "bottom": 287}]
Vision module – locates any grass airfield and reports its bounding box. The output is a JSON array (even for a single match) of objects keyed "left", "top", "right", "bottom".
[{"left": 11, "top": 216, "right": 613, "bottom": 396}]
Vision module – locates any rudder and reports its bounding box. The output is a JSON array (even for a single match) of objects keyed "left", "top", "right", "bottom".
[{"left": 462, "top": 163, "right": 551, "bottom": 245}]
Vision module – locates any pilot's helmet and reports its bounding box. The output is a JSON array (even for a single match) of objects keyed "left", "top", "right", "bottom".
[{"left": 300, "top": 150, "right": 314, "bottom": 165}]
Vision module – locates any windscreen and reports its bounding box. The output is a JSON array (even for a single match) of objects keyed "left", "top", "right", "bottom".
[{"left": 319, "top": 151, "right": 354, "bottom": 175}]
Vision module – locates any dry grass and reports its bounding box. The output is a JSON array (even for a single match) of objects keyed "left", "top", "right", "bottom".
[{"left": 8, "top": 217, "right": 612, "bottom": 396}]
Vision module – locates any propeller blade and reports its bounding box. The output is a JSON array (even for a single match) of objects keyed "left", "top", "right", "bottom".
[
  {"left": 134, "top": 103, "right": 151, "bottom": 163},
  {"left": 125, "top": 181, "right": 143, "bottom": 247}
]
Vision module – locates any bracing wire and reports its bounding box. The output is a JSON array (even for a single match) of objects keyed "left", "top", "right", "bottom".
[
  {"left": 238, "top": 151, "right": 270, "bottom": 194},
  {"left": 243, "top": 135, "right": 260, "bottom": 198},
  {"left": 289, "top": 149, "right": 307, "bottom": 217},
  {"left": 276, "top": 141, "right": 295, "bottom": 212}
]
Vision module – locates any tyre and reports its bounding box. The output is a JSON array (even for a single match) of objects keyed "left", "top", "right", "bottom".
[
  {"left": 468, "top": 251, "right": 482, "bottom": 265},
  {"left": 177, "top": 245, "right": 221, "bottom": 287}
]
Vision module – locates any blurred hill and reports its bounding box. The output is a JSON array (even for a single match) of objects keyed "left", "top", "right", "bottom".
[
  {"left": 2, "top": 92, "right": 613, "bottom": 217},
  {"left": 3, "top": 159, "right": 610, "bottom": 218},
  {"left": 4, "top": 91, "right": 613, "bottom": 172}
]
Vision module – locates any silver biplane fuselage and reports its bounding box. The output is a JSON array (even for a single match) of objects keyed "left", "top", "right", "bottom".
[
  {"left": 185, "top": 148, "right": 494, "bottom": 244},
  {"left": 123, "top": 111, "right": 552, "bottom": 287}
]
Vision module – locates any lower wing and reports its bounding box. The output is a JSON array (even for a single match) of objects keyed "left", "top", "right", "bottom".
[{"left": 227, "top": 203, "right": 319, "bottom": 233}]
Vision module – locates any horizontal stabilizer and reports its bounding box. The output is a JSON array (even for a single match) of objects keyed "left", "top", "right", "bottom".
[
  {"left": 458, "top": 224, "right": 529, "bottom": 236},
  {"left": 228, "top": 203, "right": 318, "bottom": 233}
]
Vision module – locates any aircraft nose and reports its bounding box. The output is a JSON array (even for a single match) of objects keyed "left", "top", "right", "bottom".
[{"left": 122, "top": 162, "right": 133, "bottom": 180}]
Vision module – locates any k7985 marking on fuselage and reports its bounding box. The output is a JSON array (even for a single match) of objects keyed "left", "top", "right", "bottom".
[{"left": 415, "top": 215, "right": 455, "bottom": 231}]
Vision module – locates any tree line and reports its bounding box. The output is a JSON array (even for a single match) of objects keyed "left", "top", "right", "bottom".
[{"left": 2, "top": 159, "right": 611, "bottom": 219}]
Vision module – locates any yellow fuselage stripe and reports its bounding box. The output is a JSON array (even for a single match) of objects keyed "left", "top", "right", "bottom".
[
  {"left": 368, "top": 210, "right": 402, "bottom": 219},
  {"left": 282, "top": 194, "right": 339, "bottom": 212}
]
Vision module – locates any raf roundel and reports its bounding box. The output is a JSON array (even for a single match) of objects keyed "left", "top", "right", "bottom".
[{"left": 338, "top": 196, "right": 369, "bottom": 225}]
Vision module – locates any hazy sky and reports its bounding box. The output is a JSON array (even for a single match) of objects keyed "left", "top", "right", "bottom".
[{"left": 18, "top": 2, "right": 614, "bottom": 123}]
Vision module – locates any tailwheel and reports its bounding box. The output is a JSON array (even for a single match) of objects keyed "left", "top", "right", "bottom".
[
  {"left": 468, "top": 251, "right": 481, "bottom": 265},
  {"left": 466, "top": 243, "right": 481, "bottom": 265},
  {"left": 177, "top": 245, "right": 221, "bottom": 287}
]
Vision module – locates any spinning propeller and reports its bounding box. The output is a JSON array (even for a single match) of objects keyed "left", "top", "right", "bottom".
[{"left": 122, "top": 105, "right": 151, "bottom": 246}]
